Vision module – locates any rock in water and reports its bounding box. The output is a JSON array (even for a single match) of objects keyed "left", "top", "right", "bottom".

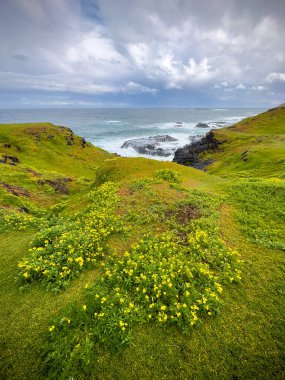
[
  {"left": 174, "top": 122, "right": 183, "bottom": 127},
  {"left": 121, "top": 135, "right": 178, "bottom": 157},
  {"left": 173, "top": 131, "right": 221, "bottom": 169},
  {"left": 195, "top": 122, "right": 210, "bottom": 128}
]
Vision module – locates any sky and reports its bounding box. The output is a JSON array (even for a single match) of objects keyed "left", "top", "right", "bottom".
[{"left": 0, "top": 0, "right": 284, "bottom": 108}]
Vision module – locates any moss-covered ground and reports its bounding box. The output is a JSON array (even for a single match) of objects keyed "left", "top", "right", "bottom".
[{"left": 0, "top": 110, "right": 284, "bottom": 379}]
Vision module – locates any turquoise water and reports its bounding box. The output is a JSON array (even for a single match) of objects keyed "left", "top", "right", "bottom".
[{"left": 0, "top": 108, "right": 263, "bottom": 160}]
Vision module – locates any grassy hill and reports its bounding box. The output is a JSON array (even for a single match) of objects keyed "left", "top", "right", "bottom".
[
  {"left": 202, "top": 107, "right": 285, "bottom": 178},
  {"left": 0, "top": 111, "right": 284, "bottom": 379}
]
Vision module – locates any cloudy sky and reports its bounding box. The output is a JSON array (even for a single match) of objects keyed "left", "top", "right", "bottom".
[{"left": 0, "top": 0, "right": 284, "bottom": 108}]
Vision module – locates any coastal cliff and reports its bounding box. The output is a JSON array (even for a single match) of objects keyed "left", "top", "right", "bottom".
[{"left": 173, "top": 106, "right": 285, "bottom": 178}]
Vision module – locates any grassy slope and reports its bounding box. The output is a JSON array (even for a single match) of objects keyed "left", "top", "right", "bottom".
[
  {"left": 0, "top": 114, "right": 284, "bottom": 379},
  {"left": 203, "top": 107, "right": 285, "bottom": 178}
]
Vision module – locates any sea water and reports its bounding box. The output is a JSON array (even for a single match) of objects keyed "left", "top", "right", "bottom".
[{"left": 0, "top": 108, "right": 264, "bottom": 161}]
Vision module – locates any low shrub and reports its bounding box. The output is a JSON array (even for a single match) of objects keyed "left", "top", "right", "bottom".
[{"left": 155, "top": 169, "right": 182, "bottom": 184}]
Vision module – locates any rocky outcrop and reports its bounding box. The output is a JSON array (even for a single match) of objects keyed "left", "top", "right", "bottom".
[
  {"left": 173, "top": 131, "right": 221, "bottom": 169},
  {"left": 121, "top": 135, "right": 178, "bottom": 157},
  {"left": 195, "top": 122, "right": 210, "bottom": 128}
]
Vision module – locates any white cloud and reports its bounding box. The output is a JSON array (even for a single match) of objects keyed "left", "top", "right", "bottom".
[
  {"left": 265, "top": 72, "right": 285, "bottom": 83},
  {"left": 0, "top": 71, "right": 118, "bottom": 94},
  {"left": 251, "top": 85, "right": 266, "bottom": 91},
  {"left": 128, "top": 42, "right": 218, "bottom": 89},
  {"left": 236, "top": 83, "right": 246, "bottom": 90},
  {"left": 0, "top": 71, "right": 158, "bottom": 96},
  {"left": 0, "top": 0, "right": 285, "bottom": 105},
  {"left": 122, "top": 82, "right": 158, "bottom": 94}
]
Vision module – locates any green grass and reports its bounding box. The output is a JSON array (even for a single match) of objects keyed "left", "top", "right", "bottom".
[
  {"left": 0, "top": 111, "right": 284, "bottom": 379},
  {"left": 227, "top": 178, "right": 285, "bottom": 250},
  {"left": 0, "top": 230, "right": 102, "bottom": 379},
  {"left": 203, "top": 107, "right": 285, "bottom": 178}
]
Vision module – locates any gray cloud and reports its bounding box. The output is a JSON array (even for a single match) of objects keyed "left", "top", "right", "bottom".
[{"left": 0, "top": 0, "right": 284, "bottom": 106}]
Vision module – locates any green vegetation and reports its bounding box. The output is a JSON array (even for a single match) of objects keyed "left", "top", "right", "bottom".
[
  {"left": 44, "top": 228, "right": 241, "bottom": 379},
  {"left": 0, "top": 111, "right": 284, "bottom": 379},
  {"left": 17, "top": 183, "right": 123, "bottom": 292},
  {"left": 155, "top": 168, "right": 182, "bottom": 183},
  {"left": 227, "top": 179, "right": 285, "bottom": 250},
  {"left": 203, "top": 106, "right": 285, "bottom": 178}
]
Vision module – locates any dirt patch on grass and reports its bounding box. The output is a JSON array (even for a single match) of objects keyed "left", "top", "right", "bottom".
[
  {"left": 0, "top": 182, "right": 29, "bottom": 197},
  {"left": 118, "top": 187, "right": 132, "bottom": 196},
  {"left": 26, "top": 168, "right": 41, "bottom": 177},
  {"left": 38, "top": 178, "right": 72, "bottom": 194},
  {"left": 165, "top": 203, "right": 201, "bottom": 226}
]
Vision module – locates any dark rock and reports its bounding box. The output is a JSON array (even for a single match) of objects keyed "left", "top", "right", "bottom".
[
  {"left": 65, "top": 133, "right": 75, "bottom": 146},
  {"left": 195, "top": 122, "right": 210, "bottom": 128},
  {"left": 19, "top": 206, "right": 29, "bottom": 213},
  {"left": 155, "top": 148, "right": 172, "bottom": 157},
  {"left": 121, "top": 135, "right": 178, "bottom": 157},
  {"left": 81, "top": 138, "right": 87, "bottom": 148},
  {"left": 0, "top": 155, "right": 20, "bottom": 165},
  {"left": 174, "top": 122, "right": 183, "bottom": 127},
  {"left": 59, "top": 126, "right": 73, "bottom": 134},
  {"left": 173, "top": 131, "right": 221, "bottom": 169}
]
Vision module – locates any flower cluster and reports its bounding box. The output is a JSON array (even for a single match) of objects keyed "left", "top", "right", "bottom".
[
  {"left": 187, "top": 229, "right": 242, "bottom": 283},
  {"left": 1, "top": 211, "right": 39, "bottom": 231},
  {"left": 100, "top": 230, "right": 241, "bottom": 331},
  {"left": 17, "top": 182, "right": 123, "bottom": 290},
  {"left": 44, "top": 227, "right": 241, "bottom": 376}
]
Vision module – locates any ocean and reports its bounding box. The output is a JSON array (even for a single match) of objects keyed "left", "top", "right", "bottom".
[{"left": 0, "top": 108, "right": 264, "bottom": 161}]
